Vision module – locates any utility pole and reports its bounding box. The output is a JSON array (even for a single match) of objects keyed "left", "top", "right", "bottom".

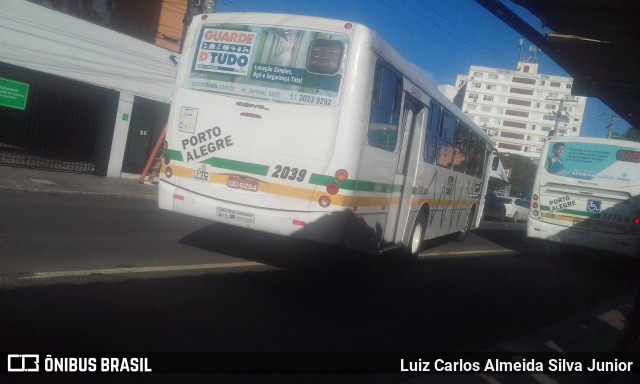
[
  {"left": 545, "top": 96, "right": 576, "bottom": 137},
  {"left": 181, "top": 0, "right": 216, "bottom": 52},
  {"left": 606, "top": 114, "right": 620, "bottom": 139}
]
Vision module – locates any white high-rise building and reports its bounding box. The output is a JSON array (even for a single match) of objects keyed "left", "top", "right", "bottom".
[{"left": 448, "top": 60, "right": 587, "bottom": 159}]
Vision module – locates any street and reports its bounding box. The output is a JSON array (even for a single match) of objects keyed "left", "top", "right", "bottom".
[{"left": 0, "top": 190, "right": 638, "bottom": 353}]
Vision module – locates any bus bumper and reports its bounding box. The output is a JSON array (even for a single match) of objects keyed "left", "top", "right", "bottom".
[
  {"left": 527, "top": 219, "right": 640, "bottom": 257},
  {"left": 158, "top": 180, "right": 351, "bottom": 247}
]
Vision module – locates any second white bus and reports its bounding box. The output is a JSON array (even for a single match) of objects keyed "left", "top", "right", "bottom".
[
  {"left": 527, "top": 136, "right": 640, "bottom": 256},
  {"left": 158, "top": 13, "right": 495, "bottom": 257}
]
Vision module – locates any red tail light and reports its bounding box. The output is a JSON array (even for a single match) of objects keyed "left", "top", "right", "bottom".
[
  {"left": 326, "top": 183, "right": 339, "bottom": 195},
  {"left": 335, "top": 169, "right": 348, "bottom": 182},
  {"left": 318, "top": 196, "right": 331, "bottom": 208}
]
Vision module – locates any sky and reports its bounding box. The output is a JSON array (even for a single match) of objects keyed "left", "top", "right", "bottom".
[{"left": 211, "top": 0, "right": 631, "bottom": 138}]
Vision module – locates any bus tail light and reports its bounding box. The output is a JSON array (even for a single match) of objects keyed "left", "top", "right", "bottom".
[
  {"left": 318, "top": 196, "right": 331, "bottom": 208},
  {"left": 634, "top": 218, "right": 640, "bottom": 225},
  {"left": 326, "top": 183, "right": 339, "bottom": 195},
  {"left": 335, "top": 169, "right": 348, "bottom": 182},
  {"left": 531, "top": 194, "right": 539, "bottom": 217},
  {"left": 165, "top": 167, "right": 173, "bottom": 178}
]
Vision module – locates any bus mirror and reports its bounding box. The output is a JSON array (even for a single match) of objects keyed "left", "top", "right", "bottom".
[{"left": 492, "top": 156, "right": 500, "bottom": 171}]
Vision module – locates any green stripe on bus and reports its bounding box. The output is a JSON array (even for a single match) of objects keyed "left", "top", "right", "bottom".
[
  {"left": 540, "top": 206, "right": 596, "bottom": 218},
  {"left": 200, "top": 157, "right": 270, "bottom": 176},
  {"left": 164, "top": 149, "right": 183, "bottom": 162},
  {"left": 308, "top": 173, "right": 399, "bottom": 193}
]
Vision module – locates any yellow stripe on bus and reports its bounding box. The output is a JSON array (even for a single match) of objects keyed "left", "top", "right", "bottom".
[
  {"left": 541, "top": 212, "right": 629, "bottom": 231},
  {"left": 164, "top": 165, "right": 478, "bottom": 210}
]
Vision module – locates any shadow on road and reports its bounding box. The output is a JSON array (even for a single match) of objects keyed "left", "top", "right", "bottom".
[{"left": 1, "top": 221, "right": 638, "bottom": 354}]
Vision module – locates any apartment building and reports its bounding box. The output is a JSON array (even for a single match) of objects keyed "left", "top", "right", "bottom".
[{"left": 450, "top": 60, "right": 586, "bottom": 159}]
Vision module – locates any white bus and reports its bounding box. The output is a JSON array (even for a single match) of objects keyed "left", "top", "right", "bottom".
[
  {"left": 158, "top": 13, "right": 495, "bottom": 257},
  {"left": 527, "top": 136, "right": 640, "bottom": 256}
]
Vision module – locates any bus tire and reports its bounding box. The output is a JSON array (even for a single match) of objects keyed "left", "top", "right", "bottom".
[
  {"left": 456, "top": 207, "right": 474, "bottom": 242},
  {"left": 407, "top": 210, "right": 427, "bottom": 259}
]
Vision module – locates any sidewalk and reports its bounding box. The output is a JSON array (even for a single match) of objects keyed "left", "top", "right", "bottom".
[
  {"left": 0, "top": 165, "right": 638, "bottom": 383},
  {"left": 0, "top": 165, "right": 157, "bottom": 200}
]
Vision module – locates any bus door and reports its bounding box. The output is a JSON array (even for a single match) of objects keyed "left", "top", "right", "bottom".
[{"left": 385, "top": 94, "right": 427, "bottom": 245}]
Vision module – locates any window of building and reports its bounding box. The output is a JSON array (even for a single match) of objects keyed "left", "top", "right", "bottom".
[
  {"left": 566, "top": 84, "right": 572, "bottom": 89},
  {"left": 486, "top": 84, "right": 496, "bottom": 90},
  {"left": 510, "top": 87, "right": 534, "bottom": 95},
  {"left": 489, "top": 73, "right": 498, "bottom": 79},
  {"left": 503, "top": 120, "right": 527, "bottom": 129},
  {"left": 507, "top": 98, "right": 532, "bottom": 107},
  {"left": 512, "top": 76, "right": 536, "bottom": 85},
  {"left": 505, "top": 109, "right": 529, "bottom": 118},
  {"left": 368, "top": 59, "right": 401, "bottom": 152},
  {"left": 468, "top": 93, "right": 479, "bottom": 101},
  {"left": 550, "top": 81, "right": 561, "bottom": 88},
  {"left": 498, "top": 143, "right": 522, "bottom": 151},
  {"left": 481, "top": 106, "right": 492, "bottom": 112},
  {"left": 483, "top": 95, "right": 494, "bottom": 102},
  {"left": 473, "top": 72, "right": 484, "bottom": 78},
  {"left": 472, "top": 82, "right": 481, "bottom": 88},
  {"left": 466, "top": 104, "right": 477, "bottom": 111}
]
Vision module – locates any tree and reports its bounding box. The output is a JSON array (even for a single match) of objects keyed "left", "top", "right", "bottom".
[
  {"left": 620, "top": 126, "right": 640, "bottom": 142},
  {"left": 499, "top": 153, "right": 537, "bottom": 197}
]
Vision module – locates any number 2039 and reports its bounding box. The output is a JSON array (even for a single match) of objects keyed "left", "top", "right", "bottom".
[{"left": 271, "top": 165, "right": 307, "bottom": 182}]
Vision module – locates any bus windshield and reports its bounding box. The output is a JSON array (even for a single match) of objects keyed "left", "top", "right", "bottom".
[
  {"left": 543, "top": 140, "right": 640, "bottom": 185},
  {"left": 185, "top": 23, "right": 350, "bottom": 106}
]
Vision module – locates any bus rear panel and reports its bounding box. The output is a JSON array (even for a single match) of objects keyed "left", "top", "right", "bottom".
[{"left": 527, "top": 137, "right": 640, "bottom": 256}]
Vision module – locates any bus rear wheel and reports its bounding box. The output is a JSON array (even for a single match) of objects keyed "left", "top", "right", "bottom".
[
  {"left": 407, "top": 211, "right": 427, "bottom": 258},
  {"left": 456, "top": 208, "right": 474, "bottom": 242}
]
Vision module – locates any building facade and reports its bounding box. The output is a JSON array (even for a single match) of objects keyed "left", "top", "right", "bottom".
[
  {"left": 0, "top": 0, "right": 189, "bottom": 177},
  {"left": 450, "top": 60, "right": 586, "bottom": 159}
]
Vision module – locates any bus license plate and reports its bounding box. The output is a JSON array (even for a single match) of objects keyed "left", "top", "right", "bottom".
[
  {"left": 216, "top": 207, "right": 255, "bottom": 223},
  {"left": 227, "top": 176, "right": 259, "bottom": 192}
]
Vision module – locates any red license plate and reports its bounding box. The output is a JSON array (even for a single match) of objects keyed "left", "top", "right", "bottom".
[{"left": 227, "top": 176, "right": 259, "bottom": 192}]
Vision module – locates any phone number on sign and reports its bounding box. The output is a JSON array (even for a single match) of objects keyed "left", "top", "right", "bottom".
[{"left": 289, "top": 93, "right": 333, "bottom": 106}]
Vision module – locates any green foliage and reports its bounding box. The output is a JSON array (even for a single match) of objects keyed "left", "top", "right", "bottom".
[
  {"left": 620, "top": 127, "right": 640, "bottom": 142},
  {"left": 500, "top": 153, "right": 537, "bottom": 196}
]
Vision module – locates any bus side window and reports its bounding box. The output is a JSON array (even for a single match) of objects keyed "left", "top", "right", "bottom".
[
  {"left": 476, "top": 143, "right": 489, "bottom": 179},
  {"left": 453, "top": 123, "right": 469, "bottom": 173},
  {"left": 424, "top": 101, "right": 441, "bottom": 163},
  {"left": 436, "top": 113, "right": 456, "bottom": 168},
  {"left": 465, "top": 133, "right": 479, "bottom": 177},
  {"left": 368, "top": 60, "right": 402, "bottom": 151}
]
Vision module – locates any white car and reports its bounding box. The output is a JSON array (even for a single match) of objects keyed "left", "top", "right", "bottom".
[{"left": 498, "top": 197, "right": 530, "bottom": 222}]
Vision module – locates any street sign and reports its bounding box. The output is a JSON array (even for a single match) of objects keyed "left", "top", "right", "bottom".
[{"left": 0, "top": 77, "right": 29, "bottom": 110}]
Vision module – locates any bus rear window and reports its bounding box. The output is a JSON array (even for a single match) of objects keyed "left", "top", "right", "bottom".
[
  {"left": 307, "top": 39, "right": 344, "bottom": 75},
  {"left": 187, "top": 24, "right": 349, "bottom": 106}
]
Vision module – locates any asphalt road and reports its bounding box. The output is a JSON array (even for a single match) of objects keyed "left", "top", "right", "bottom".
[{"left": 0, "top": 190, "right": 638, "bottom": 353}]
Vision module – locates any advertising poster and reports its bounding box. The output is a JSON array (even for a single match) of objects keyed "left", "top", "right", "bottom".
[
  {"left": 188, "top": 24, "right": 349, "bottom": 106},
  {"left": 544, "top": 141, "right": 640, "bottom": 183}
]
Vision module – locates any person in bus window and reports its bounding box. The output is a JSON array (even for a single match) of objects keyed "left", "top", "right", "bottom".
[{"left": 545, "top": 142, "right": 565, "bottom": 175}]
